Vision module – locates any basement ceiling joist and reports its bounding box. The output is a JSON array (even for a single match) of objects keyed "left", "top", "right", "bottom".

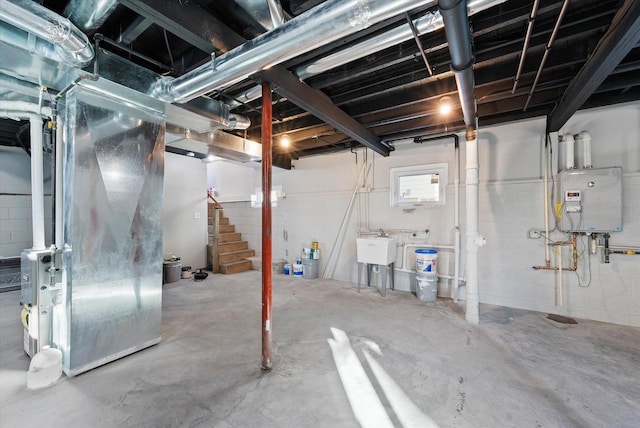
[{"left": 547, "top": 0, "right": 640, "bottom": 132}]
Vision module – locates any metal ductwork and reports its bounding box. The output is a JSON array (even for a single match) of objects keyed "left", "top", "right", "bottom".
[
  {"left": 439, "top": 0, "right": 477, "bottom": 133},
  {"left": 235, "top": 0, "right": 286, "bottom": 31},
  {"left": 153, "top": 0, "right": 436, "bottom": 103},
  {"left": 228, "top": 0, "right": 504, "bottom": 109},
  {"left": 63, "top": 0, "right": 119, "bottom": 33},
  {"left": 0, "top": 0, "right": 94, "bottom": 67}
]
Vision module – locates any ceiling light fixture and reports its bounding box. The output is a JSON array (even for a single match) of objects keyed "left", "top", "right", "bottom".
[
  {"left": 439, "top": 96, "right": 452, "bottom": 115},
  {"left": 280, "top": 134, "right": 290, "bottom": 148}
]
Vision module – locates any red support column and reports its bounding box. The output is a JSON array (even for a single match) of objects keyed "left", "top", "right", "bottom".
[{"left": 261, "top": 81, "right": 273, "bottom": 372}]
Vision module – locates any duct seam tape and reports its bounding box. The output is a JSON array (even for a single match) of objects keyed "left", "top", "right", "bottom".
[{"left": 415, "top": 248, "right": 437, "bottom": 275}]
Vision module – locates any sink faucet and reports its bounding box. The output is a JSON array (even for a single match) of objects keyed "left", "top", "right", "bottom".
[{"left": 378, "top": 228, "right": 388, "bottom": 237}]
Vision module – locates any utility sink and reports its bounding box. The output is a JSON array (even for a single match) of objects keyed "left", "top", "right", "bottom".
[{"left": 356, "top": 237, "right": 397, "bottom": 265}]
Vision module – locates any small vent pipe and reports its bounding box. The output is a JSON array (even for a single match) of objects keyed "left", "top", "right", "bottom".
[
  {"left": 564, "top": 133, "right": 575, "bottom": 170},
  {"left": 580, "top": 130, "right": 592, "bottom": 168}
]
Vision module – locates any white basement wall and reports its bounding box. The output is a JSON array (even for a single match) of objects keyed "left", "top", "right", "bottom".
[
  {"left": 207, "top": 102, "right": 640, "bottom": 327},
  {"left": 163, "top": 152, "right": 208, "bottom": 269}
]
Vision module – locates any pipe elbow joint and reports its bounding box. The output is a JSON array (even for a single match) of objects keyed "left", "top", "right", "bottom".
[{"left": 438, "top": 0, "right": 466, "bottom": 11}]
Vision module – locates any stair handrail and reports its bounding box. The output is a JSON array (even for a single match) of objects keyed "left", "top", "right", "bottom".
[{"left": 207, "top": 189, "right": 223, "bottom": 209}]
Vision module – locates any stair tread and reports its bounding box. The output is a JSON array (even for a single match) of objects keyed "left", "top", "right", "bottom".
[{"left": 219, "top": 249, "right": 255, "bottom": 256}]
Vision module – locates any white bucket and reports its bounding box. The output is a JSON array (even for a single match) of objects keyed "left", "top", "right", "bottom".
[
  {"left": 293, "top": 262, "right": 303, "bottom": 276},
  {"left": 415, "top": 248, "right": 438, "bottom": 275},
  {"left": 416, "top": 275, "right": 437, "bottom": 302}
]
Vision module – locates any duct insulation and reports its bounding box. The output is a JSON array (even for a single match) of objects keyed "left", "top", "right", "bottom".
[{"left": 55, "top": 84, "right": 165, "bottom": 376}]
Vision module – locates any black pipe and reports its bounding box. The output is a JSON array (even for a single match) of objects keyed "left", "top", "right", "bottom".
[
  {"left": 414, "top": 133, "right": 459, "bottom": 147},
  {"left": 439, "top": 0, "right": 477, "bottom": 133}
]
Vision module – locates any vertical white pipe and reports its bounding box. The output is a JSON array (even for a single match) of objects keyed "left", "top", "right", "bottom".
[
  {"left": 54, "top": 115, "right": 63, "bottom": 248},
  {"left": 30, "top": 116, "right": 46, "bottom": 250},
  {"left": 543, "top": 141, "right": 551, "bottom": 267},
  {"left": 556, "top": 245, "right": 563, "bottom": 306},
  {"left": 453, "top": 140, "right": 460, "bottom": 302},
  {"left": 465, "top": 134, "right": 480, "bottom": 324},
  {"left": 581, "top": 130, "right": 592, "bottom": 168},
  {"left": 564, "top": 134, "right": 575, "bottom": 170}
]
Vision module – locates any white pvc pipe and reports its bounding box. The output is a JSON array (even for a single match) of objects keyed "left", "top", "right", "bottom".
[
  {"left": 556, "top": 245, "right": 563, "bottom": 306},
  {"left": 54, "top": 114, "right": 63, "bottom": 248},
  {"left": 323, "top": 160, "right": 369, "bottom": 279},
  {"left": 564, "top": 133, "right": 575, "bottom": 170},
  {"left": 29, "top": 116, "right": 46, "bottom": 250},
  {"left": 0, "top": 101, "right": 52, "bottom": 251},
  {"left": 543, "top": 140, "right": 551, "bottom": 267},
  {"left": 581, "top": 130, "right": 592, "bottom": 168},
  {"left": 454, "top": 139, "right": 461, "bottom": 302},
  {"left": 465, "top": 135, "right": 481, "bottom": 324}
]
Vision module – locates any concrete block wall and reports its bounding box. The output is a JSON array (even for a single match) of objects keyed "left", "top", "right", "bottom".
[
  {"left": 162, "top": 153, "right": 208, "bottom": 269},
  {"left": 0, "top": 195, "right": 54, "bottom": 257},
  {"left": 207, "top": 102, "right": 640, "bottom": 327},
  {"left": 0, "top": 146, "right": 54, "bottom": 257}
]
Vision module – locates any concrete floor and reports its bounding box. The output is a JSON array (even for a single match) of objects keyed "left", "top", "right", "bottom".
[{"left": 1, "top": 271, "right": 639, "bottom": 427}]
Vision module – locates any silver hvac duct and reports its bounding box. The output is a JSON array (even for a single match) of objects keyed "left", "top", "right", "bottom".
[
  {"left": 0, "top": 0, "right": 94, "bottom": 67},
  {"left": 153, "top": 0, "right": 437, "bottom": 103},
  {"left": 63, "top": 0, "right": 119, "bottom": 33},
  {"left": 235, "top": 0, "right": 286, "bottom": 31},
  {"left": 228, "top": 0, "right": 505, "bottom": 109}
]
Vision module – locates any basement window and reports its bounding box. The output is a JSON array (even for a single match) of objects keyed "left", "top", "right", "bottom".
[
  {"left": 251, "top": 185, "right": 284, "bottom": 208},
  {"left": 390, "top": 163, "right": 448, "bottom": 207}
]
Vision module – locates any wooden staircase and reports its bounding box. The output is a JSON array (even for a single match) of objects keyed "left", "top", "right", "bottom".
[{"left": 207, "top": 203, "right": 255, "bottom": 274}]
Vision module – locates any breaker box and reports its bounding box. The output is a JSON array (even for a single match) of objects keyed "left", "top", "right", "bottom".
[{"left": 558, "top": 167, "right": 622, "bottom": 233}]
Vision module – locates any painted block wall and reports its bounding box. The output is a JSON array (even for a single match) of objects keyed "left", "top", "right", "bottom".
[
  {"left": 162, "top": 152, "right": 208, "bottom": 269},
  {"left": 208, "top": 102, "right": 640, "bottom": 327},
  {"left": 0, "top": 146, "right": 53, "bottom": 257}
]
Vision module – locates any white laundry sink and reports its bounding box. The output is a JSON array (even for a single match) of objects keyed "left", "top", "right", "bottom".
[{"left": 356, "top": 237, "right": 397, "bottom": 265}]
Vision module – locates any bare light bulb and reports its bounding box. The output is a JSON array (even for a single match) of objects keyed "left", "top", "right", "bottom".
[{"left": 280, "top": 135, "right": 290, "bottom": 148}]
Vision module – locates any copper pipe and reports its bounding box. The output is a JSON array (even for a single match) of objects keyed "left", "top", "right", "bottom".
[
  {"left": 533, "top": 233, "right": 578, "bottom": 271},
  {"left": 261, "top": 81, "right": 273, "bottom": 372},
  {"left": 512, "top": 0, "right": 540, "bottom": 93},
  {"left": 523, "top": 0, "right": 570, "bottom": 111}
]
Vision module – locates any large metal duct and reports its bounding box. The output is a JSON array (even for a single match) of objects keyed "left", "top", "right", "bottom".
[
  {"left": 0, "top": 0, "right": 94, "bottom": 67},
  {"left": 154, "top": 0, "right": 437, "bottom": 103},
  {"left": 63, "top": 0, "right": 119, "bottom": 33},
  {"left": 235, "top": 0, "right": 286, "bottom": 30},
  {"left": 228, "top": 0, "right": 505, "bottom": 109}
]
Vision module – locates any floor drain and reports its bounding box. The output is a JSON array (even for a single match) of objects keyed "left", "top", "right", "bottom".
[{"left": 547, "top": 314, "right": 578, "bottom": 324}]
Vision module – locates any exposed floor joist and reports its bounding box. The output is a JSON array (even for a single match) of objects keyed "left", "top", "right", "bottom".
[{"left": 547, "top": 0, "right": 640, "bottom": 131}]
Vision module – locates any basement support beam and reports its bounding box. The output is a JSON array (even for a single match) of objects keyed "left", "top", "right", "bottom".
[
  {"left": 547, "top": 0, "right": 640, "bottom": 132},
  {"left": 261, "top": 81, "right": 273, "bottom": 372},
  {"left": 260, "top": 68, "right": 391, "bottom": 156},
  {"left": 119, "top": 0, "right": 245, "bottom": 53}
]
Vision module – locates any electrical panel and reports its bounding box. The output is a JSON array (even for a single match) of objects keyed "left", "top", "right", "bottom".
[{"left": 559, "top": 167, "right": 622, "bottom": 233}]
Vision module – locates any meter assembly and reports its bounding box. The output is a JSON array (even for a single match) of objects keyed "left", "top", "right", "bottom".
[{"left": 558, "top": 167, "right": 622, "bottom": 233}]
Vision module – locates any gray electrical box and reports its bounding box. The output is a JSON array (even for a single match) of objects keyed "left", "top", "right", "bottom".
[{"left": 559, "top": 167, "right": 622, "bottom": 233}]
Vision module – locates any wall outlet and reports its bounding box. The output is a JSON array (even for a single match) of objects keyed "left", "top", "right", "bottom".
[{"left": 528, "top": 229, "right": 541, "bottom": 239}]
